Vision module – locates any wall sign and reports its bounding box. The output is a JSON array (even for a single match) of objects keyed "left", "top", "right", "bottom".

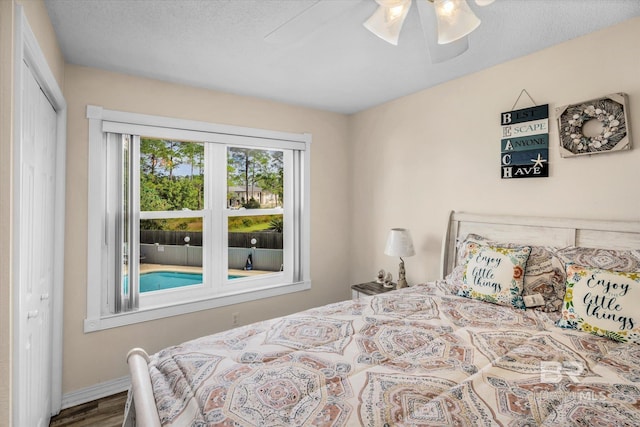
[
  {"left": 557, "top": 93, "right": 631, "bottom": 158},
  {"left": 500, "top": 104, "right": 549, "bottom": 179}
]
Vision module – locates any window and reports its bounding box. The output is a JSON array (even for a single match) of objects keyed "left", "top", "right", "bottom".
[{"left": 85, "top": 106, "right": 311, "bottom": 332}]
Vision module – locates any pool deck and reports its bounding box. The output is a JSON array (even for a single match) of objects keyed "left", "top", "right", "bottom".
[{"left": 140, "top": 263, "right": 273, "bottom": 277}]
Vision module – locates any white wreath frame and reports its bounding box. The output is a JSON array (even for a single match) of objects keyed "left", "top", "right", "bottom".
[{"left": 557, "top": 93, "right": 631, "bottom": 158}]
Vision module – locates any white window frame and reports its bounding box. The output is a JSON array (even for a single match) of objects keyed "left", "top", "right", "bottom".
[{"left": 84, "top": 106, "right": 311, "bottom": 332}]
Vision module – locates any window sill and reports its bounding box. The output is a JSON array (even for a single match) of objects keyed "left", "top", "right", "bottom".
[{"left": 83, "top": 280, "right": 311, "bottom": 332}]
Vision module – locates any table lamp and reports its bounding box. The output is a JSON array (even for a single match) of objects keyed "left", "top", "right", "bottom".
[{"left": 384, "top": 228, "right": 415, "bottom": 288}]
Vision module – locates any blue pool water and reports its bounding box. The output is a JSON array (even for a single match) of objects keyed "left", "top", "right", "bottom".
[
  {"left": 128, "top": 272, "right": 243, "bottom": 293},
  {"left": 140, "top": 271, "right": 203, "bottom": 292}
]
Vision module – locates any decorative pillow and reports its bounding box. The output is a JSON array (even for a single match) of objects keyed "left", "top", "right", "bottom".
[
  {"left": 557, "top": 264, "right": 640, "bottom": 344},
  {"left": 557, "top": 247, "right": 640, "bottom": 272},
  {"left": 445, "top": 234, "right": 566, "bottom": 312},
  {"left": 457, "top": 244, "right": 531, "bottom": 309},
  {"left": 519, "top": 246, "right": 567, "bottom": 312},
  {"left": 443, "top": 234, "right": 486, "bottom": 292}
]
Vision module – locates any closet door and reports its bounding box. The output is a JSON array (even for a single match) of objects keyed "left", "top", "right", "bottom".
[{"left": 15, "top": 59, "right": 58, "bottom": 427}]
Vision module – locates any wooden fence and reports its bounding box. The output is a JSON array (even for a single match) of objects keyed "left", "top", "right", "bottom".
[
  {"left": 140, "top": 230, "right": 283, "bottom": 249},
  {"left": 139, "top": 244, "right": 283, "bottom": 272}
]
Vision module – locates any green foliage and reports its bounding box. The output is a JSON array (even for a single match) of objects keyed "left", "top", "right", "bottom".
[
  {"left": 243, "top": 198, "right": 260, "bottom": 209},
  {"left": 139, "top": 138, "right": 204, "bottom": 213},
  {"left": 140, "top": 219, "right": 169, "bottom": 231},
  {"left": 268, "top": 216, "right": 284, "bottom": 233},
  {"left": 140, "top": 184, "right": 171, "bottom": 211},
  {"left": 140, "top": 174, "right": 204, "bottom": 211},
  {"left": 228, "top": 215, "right": 278, "bottom": 232}
]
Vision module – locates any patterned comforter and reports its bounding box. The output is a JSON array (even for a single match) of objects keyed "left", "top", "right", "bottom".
[{"left": 146, "top": 282, "right": 640, "bottom": 426}]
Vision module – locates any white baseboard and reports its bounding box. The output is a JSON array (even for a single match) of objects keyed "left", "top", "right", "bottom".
[{"left": 60, "top": 376, "right": 131, "bottom": 410}]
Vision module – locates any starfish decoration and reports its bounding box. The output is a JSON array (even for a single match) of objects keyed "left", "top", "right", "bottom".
[{"left": 531, "top": 153, "right": 546, "bottom": 168}]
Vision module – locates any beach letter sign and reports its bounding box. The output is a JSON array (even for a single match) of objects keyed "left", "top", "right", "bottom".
[{"left": 501, "top": 105, "right": 549, "bottom": 179}]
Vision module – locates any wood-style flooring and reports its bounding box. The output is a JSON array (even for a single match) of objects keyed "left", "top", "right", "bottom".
[{"left": 49, "top": 391, "right": 127, "bottom": 427}]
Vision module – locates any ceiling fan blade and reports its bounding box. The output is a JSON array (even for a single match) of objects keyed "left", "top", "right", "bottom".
[
  {"left": 416, "top": 0, "right": 469, "bottom": 63},
  {"left": 265, "top": 0, "right": 360, "bottom": 44}
]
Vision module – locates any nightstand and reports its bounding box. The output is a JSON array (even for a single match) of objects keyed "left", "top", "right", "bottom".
[{"left": 351, "top": 281, "right": 395, "bottom": 299}]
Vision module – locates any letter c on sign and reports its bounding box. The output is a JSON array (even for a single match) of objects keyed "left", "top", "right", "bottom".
[{"left": 502, "top": 153, "right": 511, "bottom": 165}]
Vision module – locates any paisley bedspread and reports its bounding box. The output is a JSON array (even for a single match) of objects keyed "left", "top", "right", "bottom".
[{"left": 145, "top": 282, "right": 640, "bottom": 426}]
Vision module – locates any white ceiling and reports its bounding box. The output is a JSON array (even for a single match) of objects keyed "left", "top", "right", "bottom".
[{"left": 44, "top": 0, "right": 640, "bottom": 114}]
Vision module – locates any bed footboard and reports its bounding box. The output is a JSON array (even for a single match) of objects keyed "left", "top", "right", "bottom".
[{"left": 126, "top": 348, "right": 162, "bottom": 427}]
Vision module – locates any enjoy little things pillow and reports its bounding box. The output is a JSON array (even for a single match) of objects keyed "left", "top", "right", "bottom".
[
  {"left": 557, "top": 264, "right": 640, "bottom": 344},
  {"left": 446, "top": 234, "right": 566, "bottom": 312},
  {"left": 458, "top": 245, "right": 531, "bottom": 309}
]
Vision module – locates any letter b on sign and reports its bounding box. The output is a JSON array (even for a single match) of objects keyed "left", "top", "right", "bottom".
[{"left": 501, "top": 113, "right": 512, "bottom": 125}]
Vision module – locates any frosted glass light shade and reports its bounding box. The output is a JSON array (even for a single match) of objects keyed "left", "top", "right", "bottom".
[
  {"left": 434, "top": 0, "right": 481, "bottom": 44},
  {"left": 363, "top": 0, "right": 412, "bottom": 45},
  {"left": 384, "top": 228, "right": 416, "bottom": 257},
  {"left": 475, "top": 0, "right": 495, "bottom": 6}
]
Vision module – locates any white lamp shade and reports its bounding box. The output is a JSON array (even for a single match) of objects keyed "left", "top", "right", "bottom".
[
  {"left": 384, "top": 228, "right": 416, "bottom": 257},
  {"left": 475, "top": 0, "right": 495, "bottom": 6},
  {"left": 363, "top": 0, "right": 412, "bottom": 45},
  {"left": 434, "top": 0, "right": 481, "bottom": 45}
]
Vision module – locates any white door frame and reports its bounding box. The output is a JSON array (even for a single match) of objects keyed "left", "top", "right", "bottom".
[{"left": 13, "top": 5, "right": 67, "bottom": 417}]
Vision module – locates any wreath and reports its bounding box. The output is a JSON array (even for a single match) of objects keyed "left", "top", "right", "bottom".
[{"left": 559, "top": 96, "right": 628, "bottom": 155}]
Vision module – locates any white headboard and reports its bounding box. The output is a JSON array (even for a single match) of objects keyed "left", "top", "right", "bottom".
[{"left": 440, "top": 211, "right": 640, "bottom": 279}]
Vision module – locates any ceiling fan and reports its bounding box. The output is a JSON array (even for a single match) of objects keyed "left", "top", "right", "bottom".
[{"left": 265, "top": 0, "right": 495, "bottom": 63}]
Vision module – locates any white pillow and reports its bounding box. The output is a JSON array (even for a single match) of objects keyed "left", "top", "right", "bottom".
[
  {"left": 557, "top": 263, "right": 640, "bottom": 344},
  {"left": 458, "top": 245, "right": 531, "bottom": 309}
]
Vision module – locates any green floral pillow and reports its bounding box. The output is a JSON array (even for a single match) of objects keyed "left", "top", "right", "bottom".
[
  {"left": 458, "top": 245, "right": 531, "bottom": 309},
  {"left": 557, "top": 264, "right": 640, "bottom": 344}
]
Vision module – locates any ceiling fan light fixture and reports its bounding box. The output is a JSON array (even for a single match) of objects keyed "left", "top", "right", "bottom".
[
  {"left": 433, "top": 0, "right": 481, "bottom": 45},
  {"left": 387, "top": 3, "right": 407, "bottom": 20},
  {"left": 363, "top": 0, "right": 412, "bottom": 45}
]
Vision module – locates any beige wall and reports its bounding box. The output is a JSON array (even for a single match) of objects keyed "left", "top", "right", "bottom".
[
  {"left": 62, "top": 65, "right": 351, "bottom": 393},
  {"left": 348, "top": 17, "right": 640, "bottom": 287},
  {"left": 0, "top": 1, "right": 64, "bottom": 424}
]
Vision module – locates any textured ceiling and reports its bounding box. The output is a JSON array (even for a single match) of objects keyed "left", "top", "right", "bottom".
[{"left": 45, "top": 0, "right": 640, "bottom": 114}]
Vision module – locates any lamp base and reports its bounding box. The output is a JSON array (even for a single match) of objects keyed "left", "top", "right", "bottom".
[{"left": 397, "top": 258, "right": 408, "bottom": 288}]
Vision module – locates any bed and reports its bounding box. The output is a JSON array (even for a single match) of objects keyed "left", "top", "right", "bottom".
[{"left": 125, "top": 211, "right": 640, "bottom": 426}]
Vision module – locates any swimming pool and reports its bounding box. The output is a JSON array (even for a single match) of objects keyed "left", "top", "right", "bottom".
[
  {"left": 136, "top": 272, "right": 242, "bottom": 292},
  {"left": 140, "top": 271, "right": 202, "bottom": 292}
]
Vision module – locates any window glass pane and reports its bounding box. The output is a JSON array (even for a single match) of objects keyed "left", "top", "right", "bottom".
[
  {"left": 140, "top": 138, "right": 204, "bottom": 211},
  {"left": 227, "top": 147, "right": 283, "bottom": 209},
  {"left": 139, "top": 218, "right": 203, "bottom": 292},
  {"left": 228, "top": 214, "right": 283, "bottom": 279}
]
